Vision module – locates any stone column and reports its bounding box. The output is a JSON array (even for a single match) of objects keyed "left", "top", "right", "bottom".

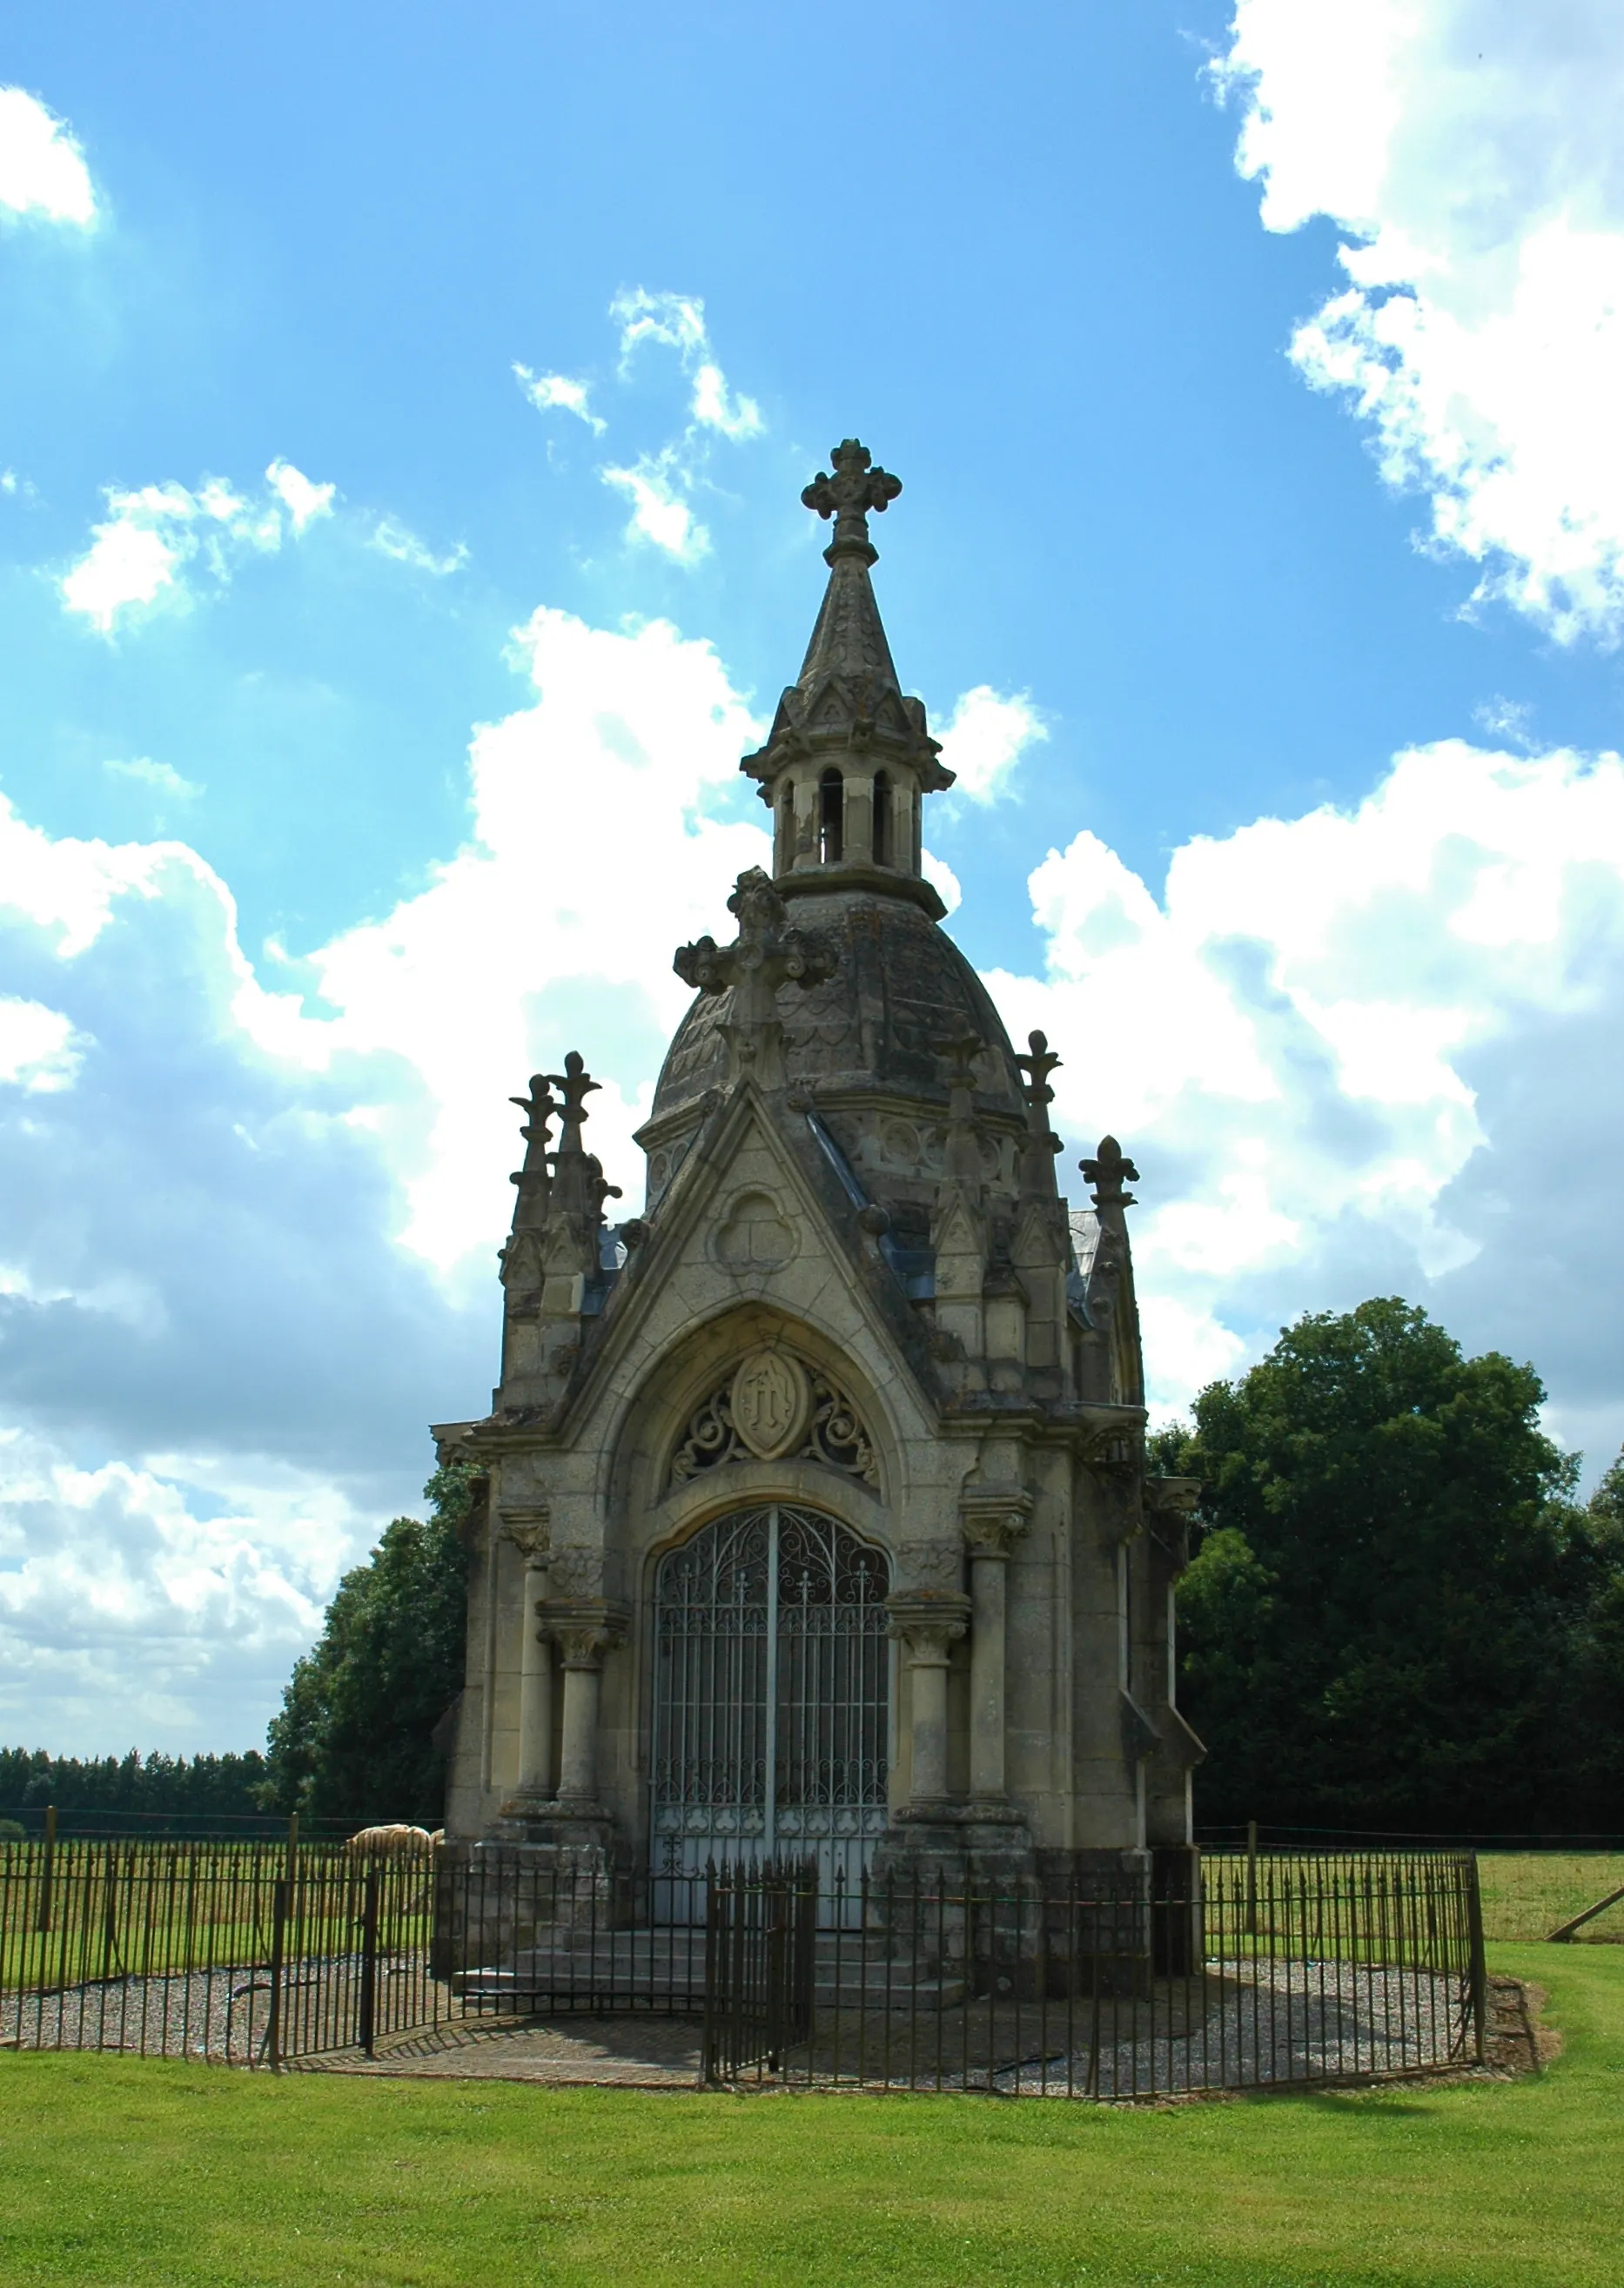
[
  {"left": 959, "top": 1498, "right": 1031, "bottom": 1805},
  {"left": 502, "top": 1511, "right": 552, "bottom": 1797},
  {"left": 887, "top": 1596, "right": 970, "bottom": 1808},
  {"left": 548, "top": 1612, "right": 627, "bottom": 1806}
]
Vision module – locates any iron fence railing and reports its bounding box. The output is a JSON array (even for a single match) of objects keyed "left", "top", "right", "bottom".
[
  {"left": 701, "top": 1850, "right": 1486, "bottom": 2096},
  {"left": 0, "top": 1835, "right": 1486, "bottom": 2097}
]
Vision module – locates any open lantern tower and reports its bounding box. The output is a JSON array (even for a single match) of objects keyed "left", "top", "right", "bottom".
[{"left": 438, "top": 439, "right": 1203, "bottom": 1904}]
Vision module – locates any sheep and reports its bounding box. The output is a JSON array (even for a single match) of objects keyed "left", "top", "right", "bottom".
[{"left": 345, "top": 1822, "right": 433, "bottom": 1855}]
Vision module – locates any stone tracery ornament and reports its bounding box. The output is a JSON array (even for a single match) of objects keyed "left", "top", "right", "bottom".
[{"left": 668, "top": 1352, "right": 879, "bottom": 1490}]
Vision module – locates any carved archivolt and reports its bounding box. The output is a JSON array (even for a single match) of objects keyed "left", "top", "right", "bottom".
[{"left": 668, "top": 1347, "right": 880, "bottom": 1491}]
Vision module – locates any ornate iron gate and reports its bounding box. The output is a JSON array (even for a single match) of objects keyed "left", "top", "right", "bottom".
[{"left": 651, "top": 1504, "right": 889, "bottom": 1908}]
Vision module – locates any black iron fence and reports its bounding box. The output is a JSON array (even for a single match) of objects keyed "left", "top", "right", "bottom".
[
  {"left": 1, "top": 1835, "right": 1485, "bottom": 2097},
  {"left": 701, "top": 1851, "right": 1485, "bottom": 2095}
]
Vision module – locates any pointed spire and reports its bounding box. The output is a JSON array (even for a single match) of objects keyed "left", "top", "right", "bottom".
[{"left": 739, "top": 437, "right": 952, "bottom": 808}]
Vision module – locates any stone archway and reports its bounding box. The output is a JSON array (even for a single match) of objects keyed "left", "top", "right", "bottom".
[{"left": 649, "top": 1502, "right": 889, "bottom": 1905}]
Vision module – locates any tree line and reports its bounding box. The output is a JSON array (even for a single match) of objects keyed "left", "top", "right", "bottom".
[{"left": 0, "top": 1746, "right": 270, "bottom": 1819}]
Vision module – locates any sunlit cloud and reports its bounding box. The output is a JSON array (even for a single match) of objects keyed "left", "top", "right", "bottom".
[
  {"left": 513, "top": 364, "right": 607, "bottom": 434},
  {"left": 1215, "top": 0, "right": 1624, "bottom": 642},
  {"left": 0, "top": 85, "right": 97, "bottom": 226}
]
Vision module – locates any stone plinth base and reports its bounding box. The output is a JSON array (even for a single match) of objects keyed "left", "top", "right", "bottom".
[
  {"left": 871, "top": 1800, "right": 1037, "bottom": 1889},
  {"left": 431, "top": 1829, "right": 633, "bottom": 1983}
]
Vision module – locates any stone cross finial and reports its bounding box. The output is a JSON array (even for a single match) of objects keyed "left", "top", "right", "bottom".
[
  {"left": 1081, "top": 1135, "right": 1139, "bottom": 1211},
  {"left": 543, "top": 1050, "right": 599, "bottom": 1157},
  {"left": 802, "top": 439, "right": 902, "bottom": 560},
  {"left": 673, "top": 867, "right": 836, "bottom": 1087}
]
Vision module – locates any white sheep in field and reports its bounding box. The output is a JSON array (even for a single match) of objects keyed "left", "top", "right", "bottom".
[{"left": 345, "top": 1822, "right": 433, "bottom": 1855}]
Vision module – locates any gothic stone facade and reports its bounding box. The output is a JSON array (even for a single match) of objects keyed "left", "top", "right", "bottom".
[{"left": 438, "top": 441, "right": 1203, "bottom": 1885}]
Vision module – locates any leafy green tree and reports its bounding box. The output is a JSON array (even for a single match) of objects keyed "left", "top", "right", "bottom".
[
  {"left": 1170, "top": 1298, "right": 1617, "bottom": 1833},
  {"left": 258, "top": 1462, "right": 479, "bottom": 1823}
]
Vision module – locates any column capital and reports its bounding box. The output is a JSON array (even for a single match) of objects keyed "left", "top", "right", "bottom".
[
  {"left": 540, "top": 1600, "right": 630, "bottom": 1669},
  {"left": 958, "top": 1481, "right": 1032, "bottom": 1559},
  {"left": 885, "top": 1592, "right": 970, "bottom": 1664}
]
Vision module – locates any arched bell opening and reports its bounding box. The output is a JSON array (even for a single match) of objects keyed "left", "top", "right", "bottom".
[
  {"left": 648, "top": 1501, "right": 889, "bottom": 1910},
  {"left": 818, "top": 768, "right": 844, "bottom": 864}
]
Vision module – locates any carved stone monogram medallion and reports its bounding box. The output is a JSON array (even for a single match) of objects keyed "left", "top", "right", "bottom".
[
  {"left": 728, "top": 1346, "right": 812, "bottom": 1460},
  {"left": 668, "top": 1350, "right": 880, "bottom": 1490}
]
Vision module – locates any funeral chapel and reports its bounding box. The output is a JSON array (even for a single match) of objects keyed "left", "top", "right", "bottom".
[{"left": 436, "top": 439, "right": 1203, "bottom": 1893}]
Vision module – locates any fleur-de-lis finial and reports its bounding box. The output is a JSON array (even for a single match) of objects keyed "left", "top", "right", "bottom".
[
  {"left": 543, "top": 1050, "right": 599, "bottom": 1157},
  {"left": 1016, "top": 1030, "right": 1062, "bottom": 1110},
  {"left": 1081, "top": 1136, "right": 1139, "bottom": 1211},
  {"left": 802, "top": 439, "right": 902, "bottom": 561}
]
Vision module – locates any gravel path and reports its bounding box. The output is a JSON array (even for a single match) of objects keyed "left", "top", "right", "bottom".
[
  {"left": 996, "top": 1958, "right": 1472, "bottom": 2096},
  {"left": 3, "top": 1953, "right": 1473, "bottom": 2097}
]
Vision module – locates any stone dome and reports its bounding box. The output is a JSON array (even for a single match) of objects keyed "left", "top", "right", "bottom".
[{"left": 649, "top": 885, "right": 1026, "bottom": 1127}]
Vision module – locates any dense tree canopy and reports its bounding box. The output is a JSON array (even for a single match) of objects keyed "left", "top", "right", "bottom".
[
  {"left": 258, "top": 1462, "right": 478, "bottom": 1824},
  {"left": 0, "top": 1748, "right": 268, "bottom": 1821},
  {"left": 1164, "top": 1299, "right": 1624, "bottom": 1835}
]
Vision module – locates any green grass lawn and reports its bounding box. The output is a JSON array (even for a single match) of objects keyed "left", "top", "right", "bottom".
[
  {"left": 2, "top": 1941, "right": 1621, "bottom": 2287},
  {"left": 1476, "top": 1853, "right": 1624, "bottom": 1942}
]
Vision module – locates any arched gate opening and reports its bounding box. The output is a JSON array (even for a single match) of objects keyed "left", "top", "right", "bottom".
[{"left": 650, "top": 1503, "right": 889, "bottom": 1902}]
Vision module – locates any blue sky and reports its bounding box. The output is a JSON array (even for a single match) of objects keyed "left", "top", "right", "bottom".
[{"left": 3, "top": 1, "right": 1624, "bottom": 1752}]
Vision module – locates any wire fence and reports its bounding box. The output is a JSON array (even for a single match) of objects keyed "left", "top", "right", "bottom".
[{"left": 0, "top": 1835, "right": 1486, "bottom": 2097}]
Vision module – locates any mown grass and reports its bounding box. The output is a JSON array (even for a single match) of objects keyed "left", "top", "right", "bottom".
[{"left": 1, "top": 1942, "right": 1620, "bottom": 2287}]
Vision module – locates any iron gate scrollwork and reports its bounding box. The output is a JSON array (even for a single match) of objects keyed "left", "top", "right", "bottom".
[{"left": 651, "top": 1503, "right": 889, "bottom": 1907}]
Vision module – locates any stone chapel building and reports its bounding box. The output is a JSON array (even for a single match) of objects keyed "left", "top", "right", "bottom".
[{"left": 437, "top": 440, "right": 1202, "bottom": 1892}]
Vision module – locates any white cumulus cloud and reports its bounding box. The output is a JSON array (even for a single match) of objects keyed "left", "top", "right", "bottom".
[
  {"left": 988, "top": 735, "right": 1624, "bottom": 1448},
  {"left": 0, "top": 85, "right": 96, "bottom": 226},
  {"left": 0, "top": 996, "right": 81, "bottom": 1093},
  {"left": 104, "top": 756, "right": 202, "bottom": 800},
  {"left": 369, "top": 517, "right": 468, "bottom": 575},
  {"left": 266, "top": 457, "right": 335, "bottom": 532},
  {"left": 601, "top": 453, "right": 711, "bottom": 564},
  {"left": 59, "top": 464, "right": 332, "bottom": 635},
  {"left": 1215, "top": 0, "right": 1624, "bottom": 641},
  {"left": 936, "top": 685, "right": 1048, "bottom": 802},
  {"left": 513, "top": 364, "right": 607, "bottom": 434}
]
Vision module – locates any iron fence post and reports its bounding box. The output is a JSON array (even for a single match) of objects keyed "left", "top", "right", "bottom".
[
  {"left": 1466, "top": 1852, "right": 1487, "bottom": 2066},
  {"left": 358, "top": 1866, "right": 380, "bottom": 2058},
  {"left": 266, "top": 1876, "right": 288, "bottom": 2071}
]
